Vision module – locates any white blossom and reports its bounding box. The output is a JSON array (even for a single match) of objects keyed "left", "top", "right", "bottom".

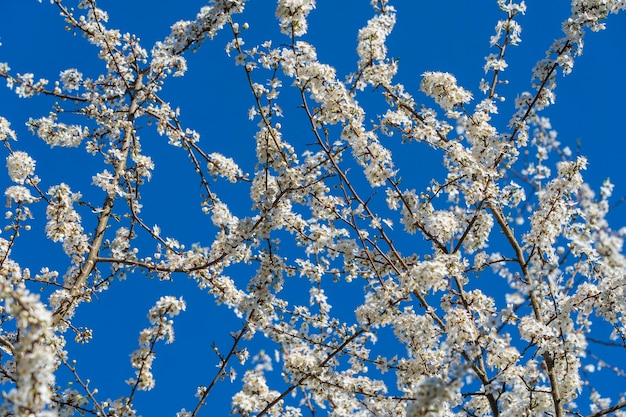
[
  {"left": 128, "top": 296, "right": 185, "bottom": 391},
  {"left": 45, "top": 184, "right": 89, "bottom": 261},
  {"left": 207, "top": 152, "right": 243, "bottom": 183},
  {"left": 5, "top": 185, "right": 37, "bottom": 204},
  {"left": 421, "top": 71, "right": 473, "bottom": 112},
  {"left": 27, "top": 114, "right": 89, "bottom": 148},
  {"left": 0, "top": 279, "right": 57, "bottom": 416},
  {"left": 0, "top": 116, "right": 17, "bottom": 141},
  {"left": 276, "top": 0, "right": 316, "bottom": 37},
  {"left": 6, "top": 151, "right": 35, "bottom": 184},
  {"left": 58, "top": 68, "right": 83, "bottom": 91}
]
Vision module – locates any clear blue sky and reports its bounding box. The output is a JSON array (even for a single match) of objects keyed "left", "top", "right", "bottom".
[{"left": 1, "top": 1, "right": 625, "bottom": 415}]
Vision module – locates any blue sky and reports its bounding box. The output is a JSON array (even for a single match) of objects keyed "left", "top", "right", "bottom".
[{"left": 1, "top": 1, "right": 626, "bottom": 416}]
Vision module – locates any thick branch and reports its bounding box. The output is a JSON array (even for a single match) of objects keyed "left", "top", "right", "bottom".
[{"left": 52, "top": 73, "right": 144, "bottom": 326}]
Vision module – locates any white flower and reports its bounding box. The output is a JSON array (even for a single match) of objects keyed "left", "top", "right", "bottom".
[
  {"left": 92, "top": 169, "right": 124, "bottom": 196},
  {"left": 128, "top": 296, "right": 186, "bottom": 391},
  {"left": 420, "top": 71, "right": 473, "bottom": 111},
  {"left": 6, "top": 151, "right": 35, "bottom": 184},
  {"left": 0, "top": 116, "right": 17, "bottom": 141},
  {"left": 1, "top": 282, "right": 57, "bottom": 415},
  {"left": 45, "top": 184, "right": 89, "bottom": 260},
  {"left": 15, "top": 72, "right": 48, "bottom": 98},
  {"left": 27, "top": 114, "right": 88, "bottom": 148},
  {"left": 5, "top": 185, "right": 37, "bottom": 204},
  {"left": 276, "top": 0, "right": 316, "bottom": 37},
  {"left": 207, "top": 153, "right": 243, "bottom": 183},
  {"left": 59, "top": 68, "right": 83, "bottom": 91},
  {"left": 235, "top": 53, "right": 247, "bottom": 66}
]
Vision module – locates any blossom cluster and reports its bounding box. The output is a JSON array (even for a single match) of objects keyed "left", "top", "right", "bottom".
[
  {"left": 127, "top": 296, "right": 186, "bottom": 391},
  {"left": 0, "top": 276, "right": 57, "bottom": 416},
  {"left": 6, "top": 150, "right": 35, "bottom": 184},
  {"left": 45, "top": 184, "right": 89, "bottom": 263}
]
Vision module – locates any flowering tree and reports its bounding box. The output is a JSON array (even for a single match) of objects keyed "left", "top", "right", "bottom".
[{"left": 1, "top": 0, "right": 626, "bottom": 415}]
